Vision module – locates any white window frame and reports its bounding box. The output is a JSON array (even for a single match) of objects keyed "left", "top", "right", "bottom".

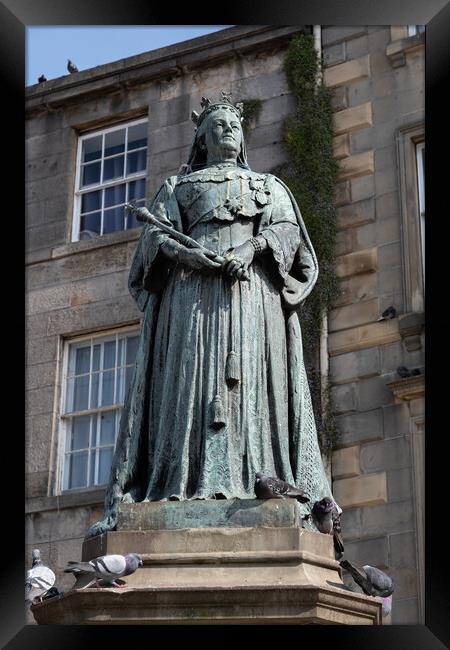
[
  {"left": 57, "top": 326, "right": 139, "bottom": 493},
  {"left": 72, "top": 118, "right": 148, "bottom": 242},
  {"left": 415, "top": 141, "right": 425, "bottom": 284}
]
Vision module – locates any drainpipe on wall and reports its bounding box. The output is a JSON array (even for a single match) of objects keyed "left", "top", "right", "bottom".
[{"left": 313, "top": 25, "right": 333, "bottom": 486}]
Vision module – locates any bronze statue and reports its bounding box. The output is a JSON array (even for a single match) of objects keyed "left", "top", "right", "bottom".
[{"left": 87, "top": 93, "right": 338, "bottom": 538}]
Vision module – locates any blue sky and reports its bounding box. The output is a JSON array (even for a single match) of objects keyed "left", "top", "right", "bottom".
[{"left": 26, "top": 26, "right": 232, "bottom": 86}]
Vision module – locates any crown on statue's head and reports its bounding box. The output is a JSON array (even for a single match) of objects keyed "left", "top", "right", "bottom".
[{"left": 191, "top": 91, "right": 244, "bottom": 129}]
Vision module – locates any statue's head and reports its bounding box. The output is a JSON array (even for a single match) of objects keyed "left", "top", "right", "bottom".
[{"left": 184, "top": 93, "right": 249, "bottom": 172}]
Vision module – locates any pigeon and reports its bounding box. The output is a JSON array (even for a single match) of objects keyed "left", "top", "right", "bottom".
[
  {"left": 377, "top": 306, "right": 397, "bottom": 321},
  {"left": 25, "top": 549, "right": 56, "bottom": 604},
  {"left": 340, "top": 560, "right": 394, "bottom": 598},
  {"left": 64, "top": 553, "right": 143, "bottom": 589},
  {"left": 38, "top": 74, "right": 47, "bottom": 83},
  {"left": 312, "top": 497, "right": 344, "bottom": 555},
  {"left": 397, "top": 366, "right": 421, "bottom": 379},
  {"left": 67, "top": 59, "right": 79, "bottom": 73},
  {"left": 254, "top": 472, "right": 309, "bottom": 502},
  {"left": 41, "top": 586, "right": 61, "bottom": 601}
]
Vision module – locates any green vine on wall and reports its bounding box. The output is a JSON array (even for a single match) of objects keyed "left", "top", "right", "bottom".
[
  {"left": 279, "top": 33, "right": 341, "bottom": 456},
  {"left": 240, "top": 98, "right": 263, "bottom": 137}
]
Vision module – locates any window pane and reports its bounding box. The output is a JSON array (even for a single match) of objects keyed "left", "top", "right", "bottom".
[
  {"left": 103, "top": 341, "right": 116, "bottom": 370},
  {"left": 101, "top": 370, "right": 115, "bottom": 406},
  {"left": 103, "top": 155, "right": 124, "bottom": 182},
  {"left": 126, "top": 150, "right": 146, "bottom": 175},
  {"left": 89, "top": 449, "right": 96, "bottom": 486},
  {"left": 81, "top": 190, "right": 102, "bottom": 213},
  {"left": 75, "top": 346, "right": 91, "bottom": 375},
  {"left": 73, "top": 375, "right": 89, "bottom": 411},
  {"left": 128, "top": 123, "right": 147, "bottom": 150},
  {"left": 128, "top": 178, "right": 145, "bottom": 201},
  {"left": 104, "top": 183, "right": 126, "bottom": 208},
  {"left": 68, "top": 451, "right": 88, "bottom": 489},
  {"left": 70, "top": 415, "right": 91, "bottom": 450},
  {"left": 92, "top": 344, "right": 101, "bottom": 371},
  {"left": 82, "top": 162, "right": 101, "bottom": 187},
  {"left": 90, "top": 372, "right": 100, "bottom": 408},
  {"left": 98, "top": 447, "right": 114, "bottom": 484},
  {"left": 82, "top": 135, "right": 102, "bottom": 163},
  {"left": 100, "top": 410, "right": 116, "bottom": 445},
  {"left": 103, "top": 207, "right": 125, "bottom": 234},
  {"left": 126, "top": 336, "right": 139, "bottom": 364},
  {"left": 105, "top": 129, "right": 125, "bottom": 157},
  {"left": 80, "top": 212, "right": 101, "bottom": 237}
]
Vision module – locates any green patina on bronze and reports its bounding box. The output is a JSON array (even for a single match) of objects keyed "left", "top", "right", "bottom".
[
  {"left": 86, "top": 93, "right": 339, "bottom": 540},
  {"left": 278, "top": 34, "right": 340, "bottom": 456}
]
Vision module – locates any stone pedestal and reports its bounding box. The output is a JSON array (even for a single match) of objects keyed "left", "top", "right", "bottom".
[{"left": 32, "top": 500, "right": 382, "bottom": 624}]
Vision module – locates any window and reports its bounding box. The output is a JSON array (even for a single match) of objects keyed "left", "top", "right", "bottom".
[
  {"left": 407, "top": 25, "right": 425, "bottom": 37},
  {"left": 60, "top": 329, "right": 139, "bottom": 491},
  {"left": 397, "top": 124, "right": 425, "bottom": 313},
  {"left": 73, "top": 119, "right": 148, "bottom": 241},
  {"left": 415, "top": 141, "right": 425, "bottom": 282}
]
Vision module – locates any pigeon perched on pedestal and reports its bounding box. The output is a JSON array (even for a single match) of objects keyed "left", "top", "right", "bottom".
[
  {"left": 312, "top": 497, "right": 344, "bottom": 556},
  {"left": 25, "top": 549, "right": 56, "bottom": 604},
  {"left": 64, "top": 553, "right": 143, "bottom": 589},
  {"left": 254, "top": 472, "right": 309, "bottom": 502},
  {"left": 340, "top": 560, "right": 394, "bottom": 598},
  {"left": 38, "top": 74, "right": 47, "bottom": 83},
  {"left": 67, "top": 59, "right": 79, "bottom": 73}
]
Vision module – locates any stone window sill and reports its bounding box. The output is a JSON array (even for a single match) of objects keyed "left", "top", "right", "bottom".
[
  {"left": 52, "top": 227, "right": 142, "bottom": 260},
  {"left": 26, "top": 487, "right": 106, "bottom": 514},
  {"left": 386, "top": 32, "right": 425, "bottom": 68}
]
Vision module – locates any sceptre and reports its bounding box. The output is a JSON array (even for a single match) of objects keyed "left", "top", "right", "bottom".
[{"left": 125, "top": 202, "right": 249, "bottom": 281}]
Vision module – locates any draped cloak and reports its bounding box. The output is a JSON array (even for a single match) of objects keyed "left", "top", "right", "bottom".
[{"left": 89, "top": 163, "right": 337, "bottom": 536}]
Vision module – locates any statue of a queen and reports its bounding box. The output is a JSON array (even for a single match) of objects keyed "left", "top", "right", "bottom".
[{"left": 87, "top": 93, "right": 338, "bottom": 538}]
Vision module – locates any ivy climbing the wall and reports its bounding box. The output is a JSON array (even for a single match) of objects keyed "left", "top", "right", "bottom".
[{"left": 280, "top": 33, "right": 340, "bottom": 456}]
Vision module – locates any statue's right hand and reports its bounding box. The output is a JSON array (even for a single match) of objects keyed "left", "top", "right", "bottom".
[{"left": 178, "top": 247, "right": 222, "bottom": 271}]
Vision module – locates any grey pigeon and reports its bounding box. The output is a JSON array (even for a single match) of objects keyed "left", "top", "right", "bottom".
[
  {"left": 38, "top": 74, "right": 47, "bottom": 83},
  {"left": 312, "top": 497, "right": 344, "bottom": 556},
  {"left": 64, "top": 553, "right": 143, "bottom": 589},
  {"left": 25, "top": 549, "right": 56, "bottom": 604},
  {"left": 377, "top": 306, "right": 397, "bottom": 321},
  {"left": 397, "top": 366, "right": 421, "bottom": 379},
  {"left": 340, "top": 559, "right": 394, "bottom": 598},
  {"left": 67, "top": 59, "right": 79, "bottom": 73},
  {"left": 254, "top": 472, "right": 309, "bottom": 502}
]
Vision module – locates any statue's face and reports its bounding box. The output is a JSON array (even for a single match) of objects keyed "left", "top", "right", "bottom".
[{"left": 202, "top": 108, "right": 242, "bottom": 161}]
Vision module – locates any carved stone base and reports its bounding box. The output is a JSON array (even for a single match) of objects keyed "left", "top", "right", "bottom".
[{"left": 31, "top": 501, "right": 382, "bottom": 624}]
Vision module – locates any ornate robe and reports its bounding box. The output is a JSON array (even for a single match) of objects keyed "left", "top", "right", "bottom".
[{"left": 102, "top": 163, "right": 335, "bottom": 525}]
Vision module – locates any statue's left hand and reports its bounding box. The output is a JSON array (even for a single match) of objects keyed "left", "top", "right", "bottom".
[{"left": 223, "top": 241, "right": 255, "bottom": 279}]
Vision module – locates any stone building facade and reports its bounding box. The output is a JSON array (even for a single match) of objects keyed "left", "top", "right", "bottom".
[{"left": 25, "top": 25, "right": 424, "bottom": 624}]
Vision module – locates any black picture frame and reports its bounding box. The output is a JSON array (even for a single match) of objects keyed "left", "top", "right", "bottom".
[{"left": 3, "top": 0, "right": 448, "bottom": 647}]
